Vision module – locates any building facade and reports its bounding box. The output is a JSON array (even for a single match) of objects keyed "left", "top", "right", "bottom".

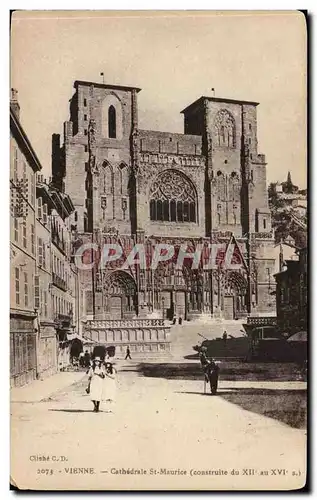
[
  {"left": 36, "top": 176, "right": 78, "bottom": 371},
  {"left": 274, "top": 247, "right": 307, "bottom": 334},
  {"left": 10, "top": 90, "right": 41, "bottom": 387},
  {"left": 52, "top": 80, "right": 276, "bottom": 350},
  {"left": 35, "top": 178, "right": 56, "bottom": 378}
]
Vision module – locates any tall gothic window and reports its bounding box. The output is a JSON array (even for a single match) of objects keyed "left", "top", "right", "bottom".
[
  {"left": 216, "top": 170, "right": 226, "bottom": 201},
  {"left": 149, "top": 170, "right": 197, "bottom": 223},
  {"left": 108, "top": 106, "right": 116, "bottom": 138},
  {"left": 101, "top": 162, "right": 113, "bottom": 194},
  {"left": 214, "top": 109, "right": 236, "bottom": 148},
  {"left": 228, "top": 171, "right": 240, "bottom": 202}
]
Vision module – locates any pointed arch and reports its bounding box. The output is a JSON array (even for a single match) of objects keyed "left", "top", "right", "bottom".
[
  {"left": 228, "top": 171, "right": 241, "bottom": 202},
  {"left": 101, "top": 93, "right": 123, "bottom": 139},
  {"left": 108, "top": 106, "right": 116, "bottom": 138},
  {"left": 100, "top": 161, "right": 114, "bottom": 195},
  {"left": 149, "top": 169, "right": 198, "bottom": 223},
  {"left": 214, "top": 109, "right": 236, "bottom": 148},
  {"left": 118, "top": 162, "right": 129, "bottom": 195},
  {"left": 216, "top": 170, "right": 226, "bottom": 201}
]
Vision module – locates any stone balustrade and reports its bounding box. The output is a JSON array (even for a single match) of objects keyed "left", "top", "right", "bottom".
[
  {"left": 86, "top": 318, "right": 165, "bottom": 328},
  {"left": 83, "top": 318, "right": 171, "bottom": 354}
]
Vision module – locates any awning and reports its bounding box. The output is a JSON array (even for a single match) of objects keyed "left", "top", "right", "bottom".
[
  {"left": 287, "top": 331, "right": 307, "bottom": 342},
  {"left": 67, "top": 333, "right": 94, "bottom": 344}
]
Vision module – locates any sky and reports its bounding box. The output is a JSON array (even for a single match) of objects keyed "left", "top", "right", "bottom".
[{"left": 11, "top": 10, "right": 307, "bottom": 187}]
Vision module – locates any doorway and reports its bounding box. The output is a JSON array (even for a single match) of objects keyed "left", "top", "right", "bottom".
[{"left": 109, "top": 296, "right": 122, "bottom": 320}]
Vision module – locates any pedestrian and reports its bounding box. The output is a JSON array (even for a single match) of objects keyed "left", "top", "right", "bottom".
[
  {"left": 79, "top": 351, "right": 84, "bottom": 368},
  {"left": 222, "top": 330, "right": 228, "bottom": 344},
  {"left": 83, "top": 350, "right": 90, "bottom": 368},
  {"left": 199, "top": 345, "right": 210, "bottom": 369},
  {"left": 208, "top": 358, "right": 220, "bottom": 394},
  {"left": 125, "top": 346, "right": 132, "bottom": 360},
  {"left": 104, "top": 362, "right": 117, "bottom": 412},
  {"left": 178, "top": 317, "right": 183, "bottom": 325},
  {"left": 86, "top": 357, "right": 105, "bottom": 412}
]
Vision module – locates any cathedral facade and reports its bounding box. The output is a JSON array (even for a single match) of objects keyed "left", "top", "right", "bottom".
[{"left": 52, "top": 80, "right": 276, "bottom": 329}]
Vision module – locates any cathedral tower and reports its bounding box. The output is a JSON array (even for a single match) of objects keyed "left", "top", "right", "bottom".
[{"left": 52, "top": 80, "right": 141, "bottom": 234}]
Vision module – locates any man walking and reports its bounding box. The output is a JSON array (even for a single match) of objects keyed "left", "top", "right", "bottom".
[{"left": 125, "top": 346, "right": 132, "bottom": 360}]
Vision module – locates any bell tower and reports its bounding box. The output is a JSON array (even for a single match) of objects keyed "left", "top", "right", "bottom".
[{"left": 55, "top": 79, "right": 141, "bottom": 234}]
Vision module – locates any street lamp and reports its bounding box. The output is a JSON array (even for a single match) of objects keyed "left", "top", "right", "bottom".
[{"left": 162, "top": 297, "right": 165, "bottom": 320}]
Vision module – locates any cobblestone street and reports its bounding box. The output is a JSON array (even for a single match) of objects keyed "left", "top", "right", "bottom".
[{"left": 11, "top": 362, "right": 306, "bottom": 491}]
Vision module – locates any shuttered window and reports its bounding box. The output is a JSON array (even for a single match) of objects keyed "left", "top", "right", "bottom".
[
  {"left": 15, "top": 267, "right": 20, "bottom": 305},
  {"left": 34, "top": 275, "right": 40, "bottom": 309},
  {"left": 31, "top": 225, "right": 35, "bottom": 254},
  {"left": 24, "top": 272, "right": 28, "bottom": 307},
  {"left": 38, "top": 238, "right": 43, "bottom": 266}
]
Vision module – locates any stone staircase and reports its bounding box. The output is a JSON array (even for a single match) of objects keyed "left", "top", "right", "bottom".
[{"left": 170, "top": 319, "right": 246, "bottom": 360}]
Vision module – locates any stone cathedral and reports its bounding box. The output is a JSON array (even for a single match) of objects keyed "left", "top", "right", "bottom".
[{"left": 52, "top": 80, "right": 276, "bottom": 344}]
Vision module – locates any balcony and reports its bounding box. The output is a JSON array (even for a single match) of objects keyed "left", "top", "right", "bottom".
[
  {"left": 52, "top": 272, "right": 67, "bottom": 292},
  {"left": 54, "top": 312, "right": 74, "bottom": 331},
  {"left": 51, "top": 230, "right": 67, "bottom": 255}
]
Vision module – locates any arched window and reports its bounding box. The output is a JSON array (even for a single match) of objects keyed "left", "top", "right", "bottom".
[
  {"left": 228, "top": 171, "right": 240, "bottom": 202},
  {"left": 216, "top": 171, "right": 226, "bottom": 201},
  {"left": 101, "top": 162, "right": 113, "bottom": 195},
  {"left": 149, "top": 170, "right": 197, "bottom": 223},
  {"left": 108, "top": 106, "right": 116, "bottom": 138},
  {"left": 101, "top": 93, "right": 123, "bottom": 139},
  {"left": 214, "top": 109, "right": 236, "bottom": 148},
  {"left": 119, "top": 163, "right": 129, "bottom": 195}
]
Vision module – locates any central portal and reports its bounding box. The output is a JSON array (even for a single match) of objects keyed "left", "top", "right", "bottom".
[
  {"left": 104, "top": 271, "right": 138, "bottom": 320},
  {"left": 109, "top": 296, "right": 123, "bottom": 319}
]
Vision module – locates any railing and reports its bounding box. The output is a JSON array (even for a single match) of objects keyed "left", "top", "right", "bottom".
[
  {"left": 86, "top": 318, "right": 165, "bottom": 328},
  {"left": 52, "top": 272, "right": 67, "bottom": 292},
  {"left": 234, "top": 311, "right": 249, "bottom": 319},
  {"left": 83, "top": 325, "right": 171, "bottom": 350},
  {"left": 247, "top": 316, "right": 277, "bottom": 326},
  {"left": 253, "top": 232, "right": 274, "bottom": 239},
  {"left": 52, "top": 231, "right": 66, "bottom": 254}
]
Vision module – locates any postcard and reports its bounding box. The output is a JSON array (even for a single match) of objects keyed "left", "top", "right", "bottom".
[{"left": 10, "top": 10, "right": 307, "bottom": 491}]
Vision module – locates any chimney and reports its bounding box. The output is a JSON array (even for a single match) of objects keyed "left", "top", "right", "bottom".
[{"left": 10, "top": 88, "right": 20, "bottom": 119}]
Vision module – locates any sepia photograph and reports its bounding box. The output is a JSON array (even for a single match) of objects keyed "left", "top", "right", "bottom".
[{"left": 9, "top": 10, "right": 307, "bottom": 491}]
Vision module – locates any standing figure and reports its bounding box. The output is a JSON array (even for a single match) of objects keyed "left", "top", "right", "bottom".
[
  {"left": 87, "top": 357, "right": 105, "bottom": 412},
  {"left": 206, "top": 359, "right": 220, "bottom": 395},
  {"left": 104, "top": 362, "right": 117, "bottom": 412},
  {"left": 79, "top": 351, "right": 85, "bottom": 368},
  {"left": 125, "top": 346, "right": 132, "bottom": 360},
  {"left": 83, "top": 350, "right": 91, "bottom": 368}
]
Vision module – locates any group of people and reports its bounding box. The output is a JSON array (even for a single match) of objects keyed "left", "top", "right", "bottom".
[{"left": 86, "top": 357, "right": 117, "bottom": 413}]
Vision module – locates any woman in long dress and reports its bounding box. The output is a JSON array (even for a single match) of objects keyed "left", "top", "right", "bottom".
[
  {"left": 104, "top": 362, "right": 117, "bottom": 412},
  {"left": 87, "top": 357, "right": 105, "bottom": 412}
]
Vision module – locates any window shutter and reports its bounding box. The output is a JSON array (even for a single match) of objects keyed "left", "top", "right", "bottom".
[
  {"left": 43, "top": 203, "right": 48, "bottom": 224},
  {"left": 34, "top": 275, "right": 40, "bottom": 309},
  {"left": 38, "top": 238, "right": 43, "bottom": 266},
  {"left": 42, "top": 242, "right": 46, "bottom": 269},
  {"left": 37, "top": 197, "right": 42, "bottom": 220}
]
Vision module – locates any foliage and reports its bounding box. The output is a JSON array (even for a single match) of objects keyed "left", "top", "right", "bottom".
[{"left": 268, "top": 182, "right": 307, "bottom": 248}]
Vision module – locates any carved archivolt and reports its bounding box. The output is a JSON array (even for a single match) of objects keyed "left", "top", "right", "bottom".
[{"left": 104, "top": 271, "right": 137, "bottom": 296}]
